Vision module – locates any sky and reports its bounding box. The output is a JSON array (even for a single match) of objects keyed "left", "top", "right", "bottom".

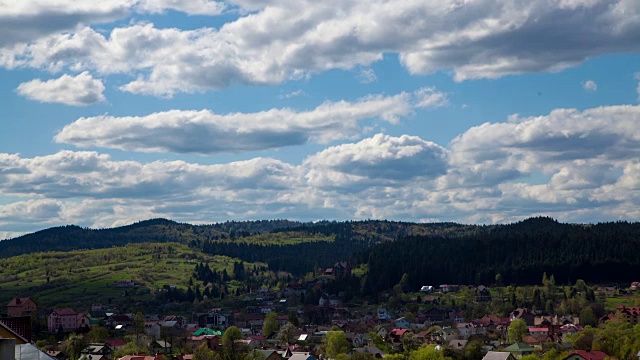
[{"left": 2, "top": 0, "right": 640, "bottom": 239}]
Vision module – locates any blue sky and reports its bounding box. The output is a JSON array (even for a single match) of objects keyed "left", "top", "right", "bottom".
[{"left": 1, "top": 0, "right": 640, "bottom": 238}]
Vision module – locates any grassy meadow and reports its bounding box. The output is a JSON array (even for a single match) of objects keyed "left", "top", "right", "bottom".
[{"left": 0, "top": 242, "right": 264, "bottom": 310}]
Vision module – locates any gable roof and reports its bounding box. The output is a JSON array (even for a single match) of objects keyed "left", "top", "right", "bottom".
[
  {"left": 52, "top": 308, "right": 77, "bottom": 316},
  {"left": 193, "top": 328, "right": 222, "bottom": 336},
  {"left": 0, "top": 318, "right": 30, "bottom": 344},
  {"left": 15, "top": 343, "right": 57, "bottom": 360},
  {"left": 8, "top": 298, "right": 36, "bottom": 307},
  {"left": 106, "top": 339, "right": 126, "bottom": 347},
  {"left": 504, "top": 342, "right": 534, "bottom": 352},
  {"left": 389, "top": 329, "right": 408, "bottom": 336},
  {"left": 483, "top": 352, "right": 515, "bottom": 360},
  {"left": 564, "top": 350, "right": 613, "bottom": 360}
]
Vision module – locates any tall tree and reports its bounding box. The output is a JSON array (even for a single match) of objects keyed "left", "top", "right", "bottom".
[
  {"left": 222, "top": 326, "right": 244, "bottom": 360},
  {"left": 133, "top": 312, "right": 145, "bottom": 344},
  {"left": 322, "top": 331, "right": 351, "bottom": 359},
  {"left": 263, "top": 312, "right": 279, "bottom": 338},
  {"left": 409, "top": 344, "right": 450, "bottom": 360},
  {"left": 194, "top": 342, "right": 215, "bottom": 360},
  {"left": 507, "top": 319, "right": 528, "bottom": 343},
  {"left": 65, "top": 333, "right": 88, "bottom": 360},
  {"left": 277, "top": 322, "right": 297, "bottom": 345}
]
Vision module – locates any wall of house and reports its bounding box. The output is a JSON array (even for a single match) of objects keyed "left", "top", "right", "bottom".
[
  {"left": 0, "top": 325, "right": 26, "bottom": 344},
  {"left": 0, "top": 338, "right": 16, "bottom": 360}
]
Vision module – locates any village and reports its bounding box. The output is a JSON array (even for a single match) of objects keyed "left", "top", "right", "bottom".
[{"left": 1, "top": 263, "right": 640, "bottom": 360}]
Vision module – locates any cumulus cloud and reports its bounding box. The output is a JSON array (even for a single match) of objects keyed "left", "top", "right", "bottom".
[
  {"left": 0, "top": 0, "right": 225, "bottom": 47},
  {"left": 414, "top": 87, "right": 449, "bottom": 108},
  {"left": 0, "top": 150, "right": 302, "bottom": 199},
  {"left": 0, "top": 0, "right": 131, "bottom": 46},
  {"left": 3, "top": 104, "right": 640, "bottom": 232},
  {"left": 304, "top": 134, "right": 448, "bottom": 190},
  {"left": 446, "top": 105, "right": 640, "bottom": 187},
  {"left": 16, "top": 72, "right": 105, "bottom": 106},
  {"left": 583, "top": 80, "right": 598, "bottom": 91},
  {"left": 135, "top": 0, "right": 225, "bottom": 15},
  {"left": 54, "top": 88, "right": 444, "bottom": 153},
  {"left": 2, "top": 1, "right": 640, "bottom": 95}
]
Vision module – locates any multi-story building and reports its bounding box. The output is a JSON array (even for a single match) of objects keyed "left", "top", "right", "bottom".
[
  {"left": 48, "top": 308, "right": 79, "bottom": 332},
  {"left": 6, "top": 298, "right": 37, "bottom": 317}
]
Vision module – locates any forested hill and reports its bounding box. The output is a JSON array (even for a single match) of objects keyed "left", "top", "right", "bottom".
[
  {"left": 365, "top": 217, "right": 640, "bottom": 292},
  {"left": 0, "top": 218, "right": 305, "bottom": 258},
  {"left": 0, "top": 218, "right": 476, "bottom": 260}
]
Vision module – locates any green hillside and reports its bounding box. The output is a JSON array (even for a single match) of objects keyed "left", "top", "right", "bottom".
[{"left": 0, "top": 242, "right": 267, "bottom": 310}]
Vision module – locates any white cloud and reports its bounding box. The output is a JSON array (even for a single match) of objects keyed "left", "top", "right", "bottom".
[
  {"left": 54, "top": 88, "right": 445, "bottom": 153},
  {"left": 3, "top": 104, "right": 640, "bottom": 232},
  {"left": 279, "top": 89, "right": 305, "bottom": 99},
  {"left": 583, "top": 79, "right": 598, "bottom": 91},
  {"left": 135, "top": 0, "right": 225, "bottom": 15},
  {"left": 0, "top": 0, "right": 225, "bottom": 47},
  {"left": 3, "top": 1, "right": 640, "bottom": 95},
  {"left": 16, "top": 72, "right": 105, "bottom": 106},
  {"left": 304, "top": 134, "right": 448, "bottom": 190},
  {"left": 356, "top": 68, "right": 377, "bottom": 84},
  {"left": 445, "top": 105, "right": 640, "bottom": 188},
  {"left": 414, "top": 87, "right": 449, "bottom": 108},
  {"left": 0, "top": 0, "right": 132, "bottom": 46}
]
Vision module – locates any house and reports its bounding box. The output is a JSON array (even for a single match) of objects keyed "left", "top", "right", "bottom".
[
  {"left": 439, "top": 285, "right": 460, "bottom": 293},
  {"left": 438, "top": 327, "right": 459, "bottom": 342},
  {"left": 150, "top": 340, "right": 172, "bottom": 354},
  {"left": 389, "top": 329, "right": 409, "bottom": 344},
  {"left": 77, "top": 313, "right": 92, "bottom": 331},
  {"left": 562, "top": 350, "right": 613, "bottom": 360},
  {"left": 450, "top": 311, "right": 465, "bottom": 324},
  {"left": 375, "top": 325, "right": 391, "bottom": 339},
  {"left": 528, "top": 327, "right": 548, "bottom": 337},
  {"left": 510, "top": 308, "right": 536, "bottom": 326},
  {"left": 15, "top": 342, "right": 58, "bottom": 360},
  {"left": 333, "top": 262, "right": 351, "bottom": 277},
  {"left": 145, "top": 322, "right": 161, "bottom": 338},
  {"left": 0, "top": 316, "right": 32, "bottom": 342},
  {"left": 415, "top": 330, "right": 433, "bottom": 344},
  {"left": 109, "top": 314, "right": 132, "bottom": 328},
  {"left": 188, "top": 335, "right": 220, "bottom": 351},
  {"left": 395, "top": 317, "right": 410, "bottom": 329},
  {"left": 0, "top": 319, "right": 29, "bottom": 344},
  {"left": 456, "top": 323, "right": 483, "bottom": 339},
  {"left": 82, "top": 343, "right": 114, "bottom": 359},
  {"left": 614, "top": 305, "right": 640, "bottom": 325},
  {"left": 377, "top": 308, "right": 390, "bottom": 321},
  {"left": 198, "top": 309, "right": 228, "bottom": 329},
  {"left": 48, "top": 308, "right": 79, "bottom": 332},
  {"left": 475, "top": 286, "right": 492, "bottom": 303},
  {"left": 7, "top": 298, "right": 37, "bottom": 317},
  {"left": 349, "top": 346, "right": 385, "bottom": 358},
  {"left": 257, "top": 350, "right": 285, "bottom": 360},
  {"left": 503, "top": 342, "right": 535, "bottom": 359},
  {"left": 351, "top": 333, "right": 369, "bottom": 346},
  {"left": 482, "top": 351, "right": 517, "bottom": 360},
  {"left": 449, "top": 339, "right": 468, "bottom": 351},
  {"left": 420, "top": 286, "right": 434, "bottom": 293},
  {"left": 289, "top": 352, "right": 316, "bottom": 360},
  {"left": 631, "top": 282, "right": 640, "bottom": 291},
  {"left": 423, "top": 308, "right": 451, "bottom": 323},
  {"left": 106, "top": 339, "right": 126, "bottom": 351}
]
